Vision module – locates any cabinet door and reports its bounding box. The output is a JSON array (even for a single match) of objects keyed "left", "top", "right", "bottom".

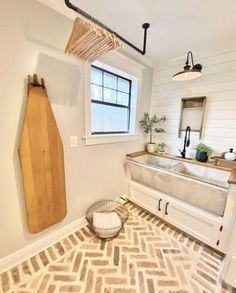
[
  {"left": 223, "top": 256, "right": 236, "bottom": 287},
  {"left": 163, "top": 196, "right": 221, "bottom": 248},
  {"left": 222, "top": 221, "right": 236, "bottom": 287},
  {"left": 129, "top": 181, "right": 165, "bottom": 218}
]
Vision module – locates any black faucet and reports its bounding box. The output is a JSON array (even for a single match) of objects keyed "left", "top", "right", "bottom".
[{"left": 179, "top": 126, "right": 191, "bottom": 158}]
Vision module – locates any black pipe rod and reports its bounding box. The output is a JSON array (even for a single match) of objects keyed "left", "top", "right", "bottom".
[{"left": 64, "top": 0, "right": 150, "bottom": 55}]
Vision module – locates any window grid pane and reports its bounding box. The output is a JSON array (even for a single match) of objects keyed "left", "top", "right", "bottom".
[
  {"left": 104, "top": 72, "right": 117, "bottom": 90},
  {"left": 91, "top": 84, "right": 103, "bottom": 101},
  {"left": 117, "top": 92, "right": 129, "bottom": 106},
  {"left": 118, "top": 77, "right": 130, "bottom": 93},
  {"left": 91, "top": 67, "right": 103, "bottom": 85},
  {"left": 104, "top": 88, "right": 117, "bottom": 104},
  {"left": 91, "top": 65, "right": 132, "bottom": 134}
]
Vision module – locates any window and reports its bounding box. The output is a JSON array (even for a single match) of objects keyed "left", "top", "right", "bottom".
[
  {"left": 83, "top": 53, "right": 144, "bottom": 145},
  {"left": 91, "top": 65, "right": 132, "bottom": 134}
]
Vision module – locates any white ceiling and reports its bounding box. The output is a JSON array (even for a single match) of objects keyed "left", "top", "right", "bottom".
[{"left": 43, "top": 0, "right": 236, "bottom": 66}]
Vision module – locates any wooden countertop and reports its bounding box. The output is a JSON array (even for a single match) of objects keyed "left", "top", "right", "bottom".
[
  {"left": 126, "top": 150, "right": 236, "bottom": 185},
  {"left": 228, "top": 169, "right": 236, "bottom": 185}
]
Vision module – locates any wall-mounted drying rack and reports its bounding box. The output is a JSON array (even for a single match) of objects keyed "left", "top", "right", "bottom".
[{"left": 64, "top": 0, "right": 150, "bottom": 55}]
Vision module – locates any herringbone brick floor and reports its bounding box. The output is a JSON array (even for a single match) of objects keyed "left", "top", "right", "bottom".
[{"left": 0, "top": 201, "right": 233, "bottom": 293}]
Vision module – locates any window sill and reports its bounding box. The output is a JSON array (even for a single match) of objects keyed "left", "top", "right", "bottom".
[{"left": 83, "top": 133, "right": 139, "bottom": 146}]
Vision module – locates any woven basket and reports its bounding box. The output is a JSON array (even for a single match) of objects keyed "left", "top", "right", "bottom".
[{"left": 86, "top": 200, "right": 129, "bottom": 240}]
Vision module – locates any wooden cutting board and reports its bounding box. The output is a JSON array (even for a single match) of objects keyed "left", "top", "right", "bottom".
[{"left": 19, "top": 75, "right": 67, "bottom": 233}]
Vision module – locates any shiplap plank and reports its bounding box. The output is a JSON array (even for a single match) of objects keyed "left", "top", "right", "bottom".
[
  {"left": 151, "top": 92, "right": 236, "bottom": 106},
  {"left": 153, "top": 80, "right": 236, "bottom": 95},
  {"left": 205, "top": 120, "right": 236, "bottom": 129}
]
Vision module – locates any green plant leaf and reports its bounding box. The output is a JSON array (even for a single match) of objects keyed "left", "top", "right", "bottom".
[
  {"left": 139, "top": 112, "right": 166, "bottom": 143},
  {"left": 195, "top": 142, "right": 213, "bottom": 156}
]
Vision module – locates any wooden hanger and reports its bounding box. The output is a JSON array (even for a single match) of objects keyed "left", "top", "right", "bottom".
[{"left": 65, "top": 16, "right": 122, "bottom": 62}]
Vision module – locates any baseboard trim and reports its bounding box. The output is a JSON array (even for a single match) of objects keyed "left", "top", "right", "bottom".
[
  {"left": 0, "top": 216, "right": 87, "bottom": 273},
  {"left": 0, "top": 195, "right": 127, "bottom": 274}
]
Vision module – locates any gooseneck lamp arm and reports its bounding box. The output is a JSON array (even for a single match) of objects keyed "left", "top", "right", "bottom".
[{"left": 185, "top": 51, "right": 194, "bottom": 68}]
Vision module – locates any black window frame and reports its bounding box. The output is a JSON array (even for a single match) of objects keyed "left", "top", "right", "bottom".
[{"left": 91, "top": 65, "right": 132, "bottom": 135}]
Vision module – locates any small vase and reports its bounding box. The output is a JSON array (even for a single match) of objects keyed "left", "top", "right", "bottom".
[
  {"left": 147, "top": 143, "right": 156, "bottom": 153},
  {"left": 196, "top": 150, "right": 208, "bottom": 162}
]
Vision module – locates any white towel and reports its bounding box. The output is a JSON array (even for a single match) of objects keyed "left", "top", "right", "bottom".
[
  {"left": 93, "top": 212, "right": 122, "bottom": 238},
  {"left": 93, "top": 212, "right": 121, "bottom": 229}
]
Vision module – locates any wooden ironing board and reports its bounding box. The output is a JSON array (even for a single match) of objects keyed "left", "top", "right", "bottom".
[{"left": 19, "top": 75, "right": 67, "bottom": 233}]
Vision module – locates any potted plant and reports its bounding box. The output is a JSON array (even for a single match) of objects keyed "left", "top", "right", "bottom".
[
  {"left": 195, "top": 142, "right": 213, "bottom": 162},
  {"left": 158, "top": 143, "right": 166, "bottom": 153},
  {"left": 139, "top": 113, "right": 166, "bottom": 153}
]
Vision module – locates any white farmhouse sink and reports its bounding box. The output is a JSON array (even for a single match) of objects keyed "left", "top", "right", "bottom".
[
  {"left": 132, "top": 154, "right": 177, "bottom": 169},
  {"left": 127, "top": 154, "right": 231, "bottom": 216},
  {"left": 169, "top": 162, "right": 229, "bottom": 188}
]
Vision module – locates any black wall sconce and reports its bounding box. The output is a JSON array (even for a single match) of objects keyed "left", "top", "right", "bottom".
[{"left": 172, "top": 51, "right": 202, "bottom": 81}]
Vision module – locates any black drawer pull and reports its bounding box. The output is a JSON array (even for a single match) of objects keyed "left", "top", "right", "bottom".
[
  {"left": 165, "top": 202, "right": 169, "bottom": 215},
  {"left": 158, "top": 199, "right": 162, "bottom": 211}
]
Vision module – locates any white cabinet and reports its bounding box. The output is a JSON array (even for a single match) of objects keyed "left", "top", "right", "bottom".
[
  {"left": 164, "top": 195, "right": 221, "bottom": 246},
  {"left": 222, "top": 221, "right": 236, "bottom": 287},
  {"left": 129, "top": 181, "right": 222, "bottom": 250},
  {"left": 129, "top": 182, "right": 164, "bottom": 218},
  {"left": 224, "top": 257, "right": 236, "bottom": 287}
]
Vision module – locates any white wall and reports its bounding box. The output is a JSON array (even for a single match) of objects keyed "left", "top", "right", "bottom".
[
  {"left": 151, "top": 51, "right": 236, "bottom": 157},
  {"left": 0, "top": 0, "right": 152, "bottom": 260}
]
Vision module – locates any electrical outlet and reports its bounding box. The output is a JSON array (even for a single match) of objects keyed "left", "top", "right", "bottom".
[{"left": 70, "top": 136, "right": 78, "bottom": 147}]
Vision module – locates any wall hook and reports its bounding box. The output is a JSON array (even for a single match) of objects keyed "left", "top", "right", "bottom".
[{"left": 28, "top": 74, "right": 46, "bottom": 89}]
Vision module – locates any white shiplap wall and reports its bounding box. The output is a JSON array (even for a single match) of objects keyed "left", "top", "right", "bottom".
[{"left": 151, "top": 50, "right": 236, "bottom": 157}]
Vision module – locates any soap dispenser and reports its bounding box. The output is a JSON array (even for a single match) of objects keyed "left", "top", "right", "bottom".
[{"left": 224, "top": 148, "right": 236, "bottom": 161}]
